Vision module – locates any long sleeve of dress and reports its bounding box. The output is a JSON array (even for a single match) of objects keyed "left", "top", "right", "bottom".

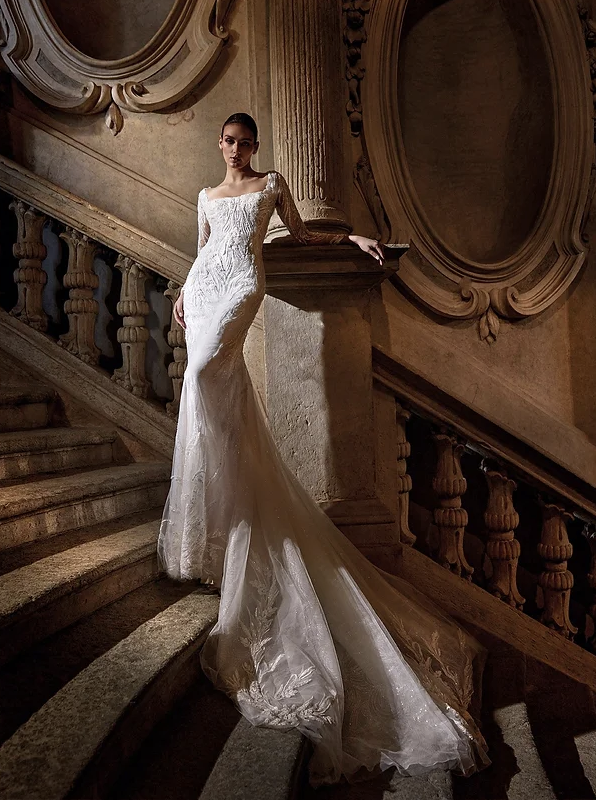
[
  {"left": 196, "top": 193, "right": 211, "bottom": 253},
  {"left": 274, "top": 171, "right": 349, "bottom": 245},
  {"left": 182, "top": 193, "right": 211, "bottom": 293}
]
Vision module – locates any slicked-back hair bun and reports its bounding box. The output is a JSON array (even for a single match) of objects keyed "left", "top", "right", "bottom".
[{"left": 221, "top": 113, "right": 258, "bottom": 141}]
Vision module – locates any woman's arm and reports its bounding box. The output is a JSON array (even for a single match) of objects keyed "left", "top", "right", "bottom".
[
  {"left": 196, "top": 193, "right": 211, "bottom": 255},
  {"left": 175, "top": 194, "right": 211, "bottom": 328},
  {"left": 182, "top": 195, "right": 211, "bottom": 293},
  {"left": 274, "top": 171, "right": 384, "bottom": 263}
]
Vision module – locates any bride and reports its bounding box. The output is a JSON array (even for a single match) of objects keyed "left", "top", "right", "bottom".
[{"left": 158, "top": 112, "right": 490, "bottom": 786}]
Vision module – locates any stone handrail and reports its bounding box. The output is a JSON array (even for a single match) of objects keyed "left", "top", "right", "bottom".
[
  {"left": 372, "top": 343, "right": 596, "bottom": 648},
  {"left": 0, "top": 154, "right": 192, "bottom": 286}
]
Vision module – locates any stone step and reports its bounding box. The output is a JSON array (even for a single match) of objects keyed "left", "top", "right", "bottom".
[
  {"left": 0, "top": 384, "right": 56, "bottom": 432},
  {"left": 452, "top": 643, "right": 555, "bottom": 800},
  {"left": 0, "top": 462, "right": 170, "bottom": 549},
  {"left": 0, "top": 507, "right": 161, "bottom": 577},
  {"left": 0, "top": 590, "right": 219, "bottom": 800},
  {"left": 111, "top": 678, "right": 240, "bottom": 800},
  {"left": 0, "top": 519, "right": 162, "bottom": 665},
  {"left": 200, "top": 720, "right": 307, "bottom": 800},
  {"left": 0, "top": 577, "right": 197, "bottom": 746},
  {"left": 0, "top": 426, "right": 117, "bottom": 481}
]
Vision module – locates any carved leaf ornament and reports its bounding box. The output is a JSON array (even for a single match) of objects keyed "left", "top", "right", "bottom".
[
  {"left": 362, "top": 0, "right": 593, "bottom": 342},
  {"left": 0, "top": 0, "right": 234, "bottom": 135}
]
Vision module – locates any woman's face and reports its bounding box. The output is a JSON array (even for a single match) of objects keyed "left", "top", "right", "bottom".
[{"left": 219, "top": 123, "right": 259, "bottom": 169}]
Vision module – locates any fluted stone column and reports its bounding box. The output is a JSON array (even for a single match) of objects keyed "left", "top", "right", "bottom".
[{"left": 269, "top": 0, "right": 351, "bottom": 233}]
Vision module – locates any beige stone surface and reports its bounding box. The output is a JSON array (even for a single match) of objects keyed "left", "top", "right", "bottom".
[
  {"left": 373, "top": 282, "right": 596, "bottom": 488},
  {"left": 0, "top": 310, "right": 177, "bottom": 458},
  {"left": 263, "top": 290, "right": 375, "bottom": 503},
  {"left": 0, "top": 522, "right": 161, "bottom": 664},
  {"left": 0, "top": 462, "right": 169, "bottom": 548},
  {"left": 4, "top": 0, "right": 270, "bottom": 257},
  {"left": 0, "top": 521, "right": 157, "bottom": 620},
  {"left": 0, "top": 590, "right": 219, "bottom": 800},
  {"left": 0, "top": 426, "right": 116, "bottom": 480}
]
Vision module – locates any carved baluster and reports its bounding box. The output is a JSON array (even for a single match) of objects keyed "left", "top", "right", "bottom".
[
  {"left": 9, "top": 200, "right": 48, "bottom": 331},
  {"left": 432, "top": 433, "right": 473, "bottom": 579},
  {"left": 482, "top": 465, "right": 525, "bottom": 609},
  {"left": 164, "top": 281, "right": 187, "bottom": 417},
  {"left": 395, "top": 402, "right": 415, "bottom": 545},
  {"left": 583, "top": 523, "right": 596, "bottom": 648},
  {"left": 112, "top": 255, "right": 150, "bottom": 398},
  {"left": 58, "top": 228, "right": 100, "bottom": 364},
  {"left": 537, "top": 503, "right": 577, "bottom": 639}
]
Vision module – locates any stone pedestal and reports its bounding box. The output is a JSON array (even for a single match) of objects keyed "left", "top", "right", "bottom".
[
  {"left": 261, "top": 243, "right": 407, "bottom": 569},
  {"left": 269, "top": 0, "right": 351, "bottom": 234}
]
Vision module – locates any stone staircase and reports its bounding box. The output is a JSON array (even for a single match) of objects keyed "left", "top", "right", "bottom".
[
  {"left": 2, "top": 378, "right": 596, "bottom": 799},
  {"left": 0, "top": 378, "right": 222, "bottom": 790}
]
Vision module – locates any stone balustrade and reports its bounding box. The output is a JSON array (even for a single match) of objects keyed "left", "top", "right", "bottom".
[
  {"left": 1, "top": 196, "right": 186, "bottom": 417},
  {"left": 372, "top": 345, "right": 596, "bottom": 652}
]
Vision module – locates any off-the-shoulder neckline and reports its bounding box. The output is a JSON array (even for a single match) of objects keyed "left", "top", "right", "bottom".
[{"left": 202, "top": 170, "right": 275, "bottom": 203}]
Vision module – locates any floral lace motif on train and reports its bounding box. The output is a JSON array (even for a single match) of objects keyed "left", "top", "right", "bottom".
[
  {"left": 389, "top": 610, "right": 474, "bottom": 711},
  {"left": 224, "top": 555, "right": 337, "bottom": 728}
]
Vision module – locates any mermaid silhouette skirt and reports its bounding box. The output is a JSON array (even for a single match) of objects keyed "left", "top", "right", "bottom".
[{"left": 157, "top": 174, "right": 489, "bottom": 785}]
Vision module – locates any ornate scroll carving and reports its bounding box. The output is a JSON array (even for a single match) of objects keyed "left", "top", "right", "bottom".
[
  {"left": 112, "top": 256, "right": 150, "bottom": 398},
  {"left": 9, "top": 200, "right": 47, "bottom": 331},
  {"left": 164, "top": 281, "right": 187, "bottom": 418},
  {"left": 579, "top": 4, "right": 596, "bottom": 143},
  {"left": 432, "top": 433, "right": 473, "bottom": 580},
  {"left": 537, "top": 503, "right": 577, "bottom": 639},
  {"left": 578, "top": 5, "right": 596, "bottom": 245},
  {"left": 58, "top": 229, "right": 100, "bottom": 364},
  {"left": 0, "top": 0, "right": 235, "bottom": 135},
  {"left": 482, "top": 465, "right": 525, "bottom": 609},
  {"left": 363, "top": 0, "right": 592, "bottom": 342},
  {"left": 343, "top": 0, "right": 370, "bottom": 136},
  {"left": 395, "top": 402, "right": 414, "bottom": 546}
]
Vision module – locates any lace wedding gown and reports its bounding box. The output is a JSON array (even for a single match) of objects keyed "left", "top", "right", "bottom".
[{"left": 158, "top": 170, "right": 489, "bottom": 786}]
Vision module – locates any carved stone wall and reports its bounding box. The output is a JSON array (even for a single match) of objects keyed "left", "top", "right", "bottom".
[
  {"left": 0, "top": 0, "right": 270, "bottom": 257},
  {"left": 364, "top": 0, "right": 593, "bottom": 344},
  {"left": 0, "top": 0, "right": 236, "bottom": 136},
  {"left": 1, "top": 0, "right": 596, "bottom": 470}
]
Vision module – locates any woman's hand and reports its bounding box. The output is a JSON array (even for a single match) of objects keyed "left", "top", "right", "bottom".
[
  {"left": 174, "top": 289, "right": 186, "bottom": 329},
  {"left": 348, "top": 234, "right": 385, "bottom": 265}
]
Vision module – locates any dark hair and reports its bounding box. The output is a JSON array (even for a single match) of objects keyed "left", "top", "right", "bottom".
[{"left": 221, "top": 112, "right": 258, "bottom": 141}]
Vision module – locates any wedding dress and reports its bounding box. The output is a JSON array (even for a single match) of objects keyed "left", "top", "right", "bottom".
[{"left": 157, "top": 170, "right": 490, "bottom": 786}]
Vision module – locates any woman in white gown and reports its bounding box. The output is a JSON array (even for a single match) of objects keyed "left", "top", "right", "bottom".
[{"left": 158, "top": 113, "right": 490, "bottom": 786}]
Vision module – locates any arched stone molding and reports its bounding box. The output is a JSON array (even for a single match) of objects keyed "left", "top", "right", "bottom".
[
  {"left": 0, "top": 0, "right": 235, "bottom": 135},
  {"left": 363, "top": 0, "right": 593, "bottom": 342}
]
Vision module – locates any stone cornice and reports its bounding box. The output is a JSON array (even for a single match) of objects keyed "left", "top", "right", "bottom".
[
  {"left": 0, "top": 0, "right": 235, "bottom": 135},
  {"left": 263, "top": 242, "right": 408, "bottom": 289}
]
